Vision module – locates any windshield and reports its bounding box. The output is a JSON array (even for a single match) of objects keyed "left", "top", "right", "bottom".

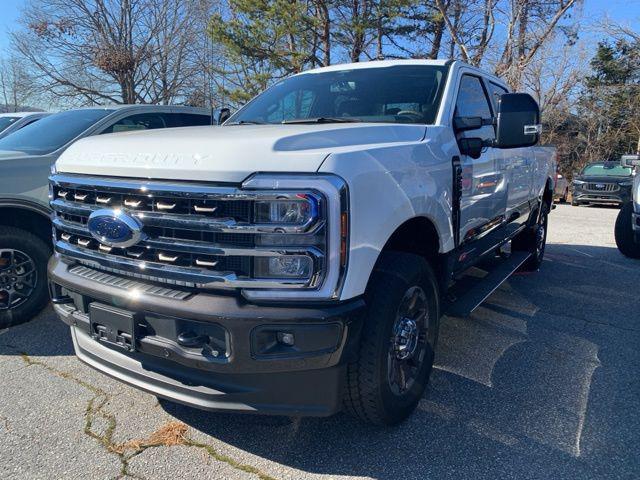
[
  {"left": 0, "top": 117, "right": 19, "bottom": 133},
  {"left": 0, "top": 109, "right": 113, "bottom": 155},
  {"left": 582, "top": 163, "right": 633, "bottom": 177},
  {"left": 228, "top": 65, "right": 449, "bottom": 125}
]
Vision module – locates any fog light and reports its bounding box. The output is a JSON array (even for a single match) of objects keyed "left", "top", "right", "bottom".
[
  {"left": 254, "top": 255, "right": 312, "bottom": 279},
  {"left": 277, "top": 332, "right": 295, "bottom": 346}
]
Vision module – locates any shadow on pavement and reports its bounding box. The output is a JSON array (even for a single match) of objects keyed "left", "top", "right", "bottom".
[{"left": 1, "top": 243, "right": 638, "bottom": 479}]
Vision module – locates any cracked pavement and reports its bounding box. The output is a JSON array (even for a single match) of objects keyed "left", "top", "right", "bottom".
[{"left": 1, "top": 203, "right": 639, "bottom": 480}]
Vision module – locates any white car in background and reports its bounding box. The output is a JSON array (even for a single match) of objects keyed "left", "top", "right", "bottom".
[{"left": 0, "top": 111, "right": 49, "bottom": 139}]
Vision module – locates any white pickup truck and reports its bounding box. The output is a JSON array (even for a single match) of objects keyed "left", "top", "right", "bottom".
[{"left": 48, "top": 60, "right": 556, "bottom": 425}]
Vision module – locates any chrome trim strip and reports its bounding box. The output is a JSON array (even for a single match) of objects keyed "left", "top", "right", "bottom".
[
  {"left": 53, "top": 216, "right": 323, "bottom": 258},
  {"left": 55, "top": 241, "right": 312, "bottom": 289},
  {"left": 50, "top": 198, "right": 323, "bottom": 234}
]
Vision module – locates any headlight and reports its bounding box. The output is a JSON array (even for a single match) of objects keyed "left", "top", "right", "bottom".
[
  {"left": 242, "top": 174, "right": 349, "bottom": 302},
  {"left": 254, "top": 195, "right": 318, "bottom": 225},
  {"left": 573, "top": 180, "right": 585, "bottom": 185},
  {"left": 619, "top": 181, "right": 633, "bottom": 187}
]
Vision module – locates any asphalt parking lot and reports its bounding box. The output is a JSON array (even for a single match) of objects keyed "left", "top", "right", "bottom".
[{"left": 1, "top": 203, "right": 638, "bottom": 480}]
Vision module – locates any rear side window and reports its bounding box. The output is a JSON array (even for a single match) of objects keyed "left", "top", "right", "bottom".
[
  {"left": 455, "top": 75, "right": 494, "bottom": 141},
  {"left": 102, "top": 113, "right": 167, "bottom": 134}
]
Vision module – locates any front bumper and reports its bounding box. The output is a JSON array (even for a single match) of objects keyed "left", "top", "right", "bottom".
[
  {"left": 572, "top": 188, "right": 632, "bottom": 205},
  {"left": 48, "top": 256, "right": 365, "bottom": 416}
]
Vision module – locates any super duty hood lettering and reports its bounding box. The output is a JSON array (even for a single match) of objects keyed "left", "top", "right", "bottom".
[{"left": 56, "top": 124, "right": 426, "bottom": 183}]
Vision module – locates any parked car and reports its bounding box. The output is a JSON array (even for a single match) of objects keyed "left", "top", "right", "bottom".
[
  {"left": 0, "top": 111, "right": 49, "bottom": 139},
  {"left": 554, "top": 172, "right": 569, "bottom": 203},
  {"left": 48, "top": 60, "right": 556, "bottom": 425},
  {"left": 615, "top": 155, "right": 640, "bottom": 258},
  {"left": 571, "top": 161, "right": 634, "bottom": 207},
  {"left": 0, "top": 105, "right": 212, "bottom": 327}
]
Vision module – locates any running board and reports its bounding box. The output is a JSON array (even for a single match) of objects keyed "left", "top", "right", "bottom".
[{"left": 444, "top": 251, "right": 531, "bottom": 318}]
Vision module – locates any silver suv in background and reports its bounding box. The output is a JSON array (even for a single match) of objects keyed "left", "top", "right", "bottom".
[
  {"left": 0, "top": 105, "right": 212, "bottom": 327},
  {"left": 0, "top": 112, "right": 49, "bottom": 139}
]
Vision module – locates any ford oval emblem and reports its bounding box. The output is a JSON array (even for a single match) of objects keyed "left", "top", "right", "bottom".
[{"left": 87, "top": 209, "right": 145, "bottom": 248}]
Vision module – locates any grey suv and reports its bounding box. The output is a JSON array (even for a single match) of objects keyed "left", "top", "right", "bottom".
[{"left": 0, "top": 105, "right": 211, "bottom": 327}]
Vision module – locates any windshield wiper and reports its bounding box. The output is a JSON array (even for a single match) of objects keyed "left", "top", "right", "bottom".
[
  {"left": 282, "top": 117, "right": 361, "bottom": 124},
  {"left": 225, "top": 120, "right": 266, "bottom": 125}
]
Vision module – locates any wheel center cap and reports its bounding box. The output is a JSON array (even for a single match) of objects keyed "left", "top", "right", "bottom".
[{"left": 394, "top": 318, "right": 419, "bottom": 360}]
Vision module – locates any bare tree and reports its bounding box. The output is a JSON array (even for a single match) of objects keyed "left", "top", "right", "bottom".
[
  {"left": 0, "top": 56, "right": 38, "bottom": 111},
  {"left": 12, "top": 0, "right": 211, "bottom": 105}
]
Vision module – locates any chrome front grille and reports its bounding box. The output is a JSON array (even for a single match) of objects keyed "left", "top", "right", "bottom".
[
  {"left": 586, "top": 182, "right": 619, "bottom": 192},
  {"left": 50, "top": 174, "right": 327, "bottom": 290}
]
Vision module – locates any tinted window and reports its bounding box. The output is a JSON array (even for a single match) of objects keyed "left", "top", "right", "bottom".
[
  {"left": 229, "top": 65, "right": 450, "bottom": 125},
  {"left": 0, "top": 109, "right": 112, "bottom": 155},
  {"left": 0, "top": 117, "right": 19, "bottom": 133},
  {"left": 487, "top": 82, "right": 508, "bottom": 111},
  {"left": 170, "top": 113, "right": 211, "bottom": 127},
  {"left": 102, "top": 113, "right": 167, "bottom": 134},
  {"left": 455, "top": 75, "right": 494, "bottom": 141}
]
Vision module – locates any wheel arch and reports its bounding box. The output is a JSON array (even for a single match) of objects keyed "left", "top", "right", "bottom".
[
  {"left": 368, "top": 216, "right": 444, "bottom": 291},
  {"left": 0, "top": 200, "right": 52, "bottom": 248}
]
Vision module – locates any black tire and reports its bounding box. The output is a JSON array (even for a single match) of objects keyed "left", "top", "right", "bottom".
[
  {"left": 615, "top": 202, "right": 640, "bottom": 259},
  {"left": 571, "top": 198, "right": 579, "bottom": 206},
  {"left": 0, "top": 226, "right": 51, "bottom": 328},
  {"left": 513, "top": 202, "right": 549, "bottom": 271},
  {"left": 344, "top": 252, "right": 440, "bottom": 425}
]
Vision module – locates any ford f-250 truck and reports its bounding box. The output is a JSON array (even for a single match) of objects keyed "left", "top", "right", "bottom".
[{"left": 48, "top": 60, "right": 556, "bottom": 425}]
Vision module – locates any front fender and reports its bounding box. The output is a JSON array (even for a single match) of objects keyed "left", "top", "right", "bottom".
[{"left": 319, "top": 136, "right": 454, "bottom": 300}]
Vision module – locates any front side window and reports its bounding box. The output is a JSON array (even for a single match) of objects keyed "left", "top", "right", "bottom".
[
  {"left": 228, "top": 65, "right": 450, "bottom": 125},
  {"left": 0, "top": 109, "right": 113, "bottom": 155},
  {"left": 0, "top": 117, "right": 19, "bottom": 133},
  {"left": 487, "top": 82, "right": 508, "bottom": 111},
  {"left": 455, "top": 75, "right": 495, "bottom": 141}
]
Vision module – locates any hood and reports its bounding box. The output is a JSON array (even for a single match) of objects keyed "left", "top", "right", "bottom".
[{"left": 55, "top": 123, "right": 426, "bottom": 183}]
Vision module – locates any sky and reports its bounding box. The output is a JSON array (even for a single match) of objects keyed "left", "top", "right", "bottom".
[{"left": 0, "top": 0, "right": 638, "bottom": 55}]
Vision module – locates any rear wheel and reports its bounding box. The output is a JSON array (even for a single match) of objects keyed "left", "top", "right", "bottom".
[
  {"left": 0, "top": 227, "right": 51, "bottom": 328},
  {"left": 344, "top": 252, "right": 439, "bottom": 425},
  {"left": 513, "top": 203, "right": 549, "bottom": 271},
  {"left": 615, "top": 202, "right": 640, "bottom": 259}
]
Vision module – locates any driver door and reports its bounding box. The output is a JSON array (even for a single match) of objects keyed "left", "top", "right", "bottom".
[{"left": 455, "top": 74, "right": 508, "bottom": 250}]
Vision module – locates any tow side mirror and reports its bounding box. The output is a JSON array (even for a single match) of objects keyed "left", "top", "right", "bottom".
[
  {"left": 212, "top": 107, "right": 231, "bottom": 125},
  {"left": 622, "top": 154, "right": 640, "bottom": 167},
  {"left": 494, "top": 93, "right": 540, "bottom": 149}
]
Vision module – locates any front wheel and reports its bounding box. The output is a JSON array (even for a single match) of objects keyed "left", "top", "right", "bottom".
[
  {"left": 344, "top": 252, "right": 440, "bottom": 425},
  {"left": 0, "top": 227, "right": 51, "bottom": 328},
  {"left": 615, "top": 202, "right": 640, "bottom": 259}
]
